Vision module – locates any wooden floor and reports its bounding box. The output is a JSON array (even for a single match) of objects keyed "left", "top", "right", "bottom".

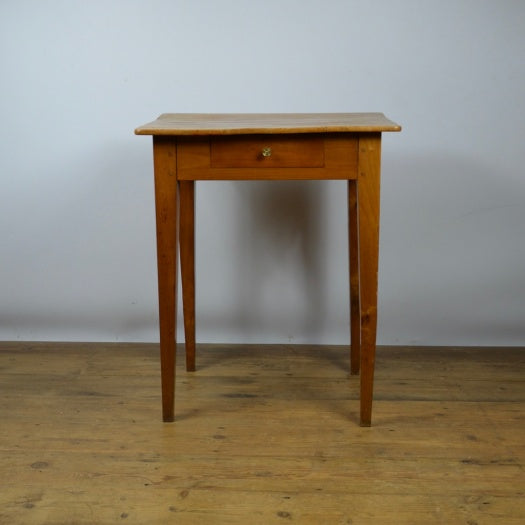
[{"left": 1, "top": 343, "right": 524, "bottom": 524}]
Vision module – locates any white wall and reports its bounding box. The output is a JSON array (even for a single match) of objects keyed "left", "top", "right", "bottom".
[{"left": 1, "top": 0, "right": 524, "bottom": 345}]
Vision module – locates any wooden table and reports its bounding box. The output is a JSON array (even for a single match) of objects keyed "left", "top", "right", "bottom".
[{"left": 135, "top": 113, "right": 401, "bottom": 426}]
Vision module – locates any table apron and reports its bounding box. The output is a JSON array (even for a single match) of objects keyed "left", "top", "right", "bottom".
[
  {"left": 177, "top": 167, "right": 358, "bottom": 181},
  {"left": 176, "top": 134, "right": 359, "bottom": 181}
]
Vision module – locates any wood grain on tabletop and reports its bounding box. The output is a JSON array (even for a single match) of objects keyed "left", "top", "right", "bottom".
[{"left": 135, "top": 113, "right": 402, "bottom": 135}]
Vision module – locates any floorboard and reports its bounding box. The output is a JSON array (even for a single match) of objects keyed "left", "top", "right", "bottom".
[{"left": 1, "top": 343, "right": 524, "bottom": 524}]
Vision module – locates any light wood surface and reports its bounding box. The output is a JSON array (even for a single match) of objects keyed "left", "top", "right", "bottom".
[
  {"left": 176, "top": 134, "right": 359, "bottom": 181},
  {"left": 138, "top": 113, "right": 400, "bottom": 426},
  {"left": 348, "top": 179, "right": 360, "bottom": 375},
  {"left": 356, "top": 134, "right": 382, "bottom": 426},
  {"left": 153, "top": 136, "right": 178, "bottom": 421},
  {"left": 210, "top": 135, "right": 325, "bottom": 168},
  {"left": 1, "top": 342, "right": 524, "bottom": 524},
  {"left": 135, "top": 113, "right": 401, "bottom": 135},
  {"left": 179, "top": 180, "right": 196, "bottom": 372}
]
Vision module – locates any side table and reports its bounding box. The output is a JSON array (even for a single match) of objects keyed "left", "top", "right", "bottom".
[{"left": 135, "top": 113, "right": 401, "bottom": 426}]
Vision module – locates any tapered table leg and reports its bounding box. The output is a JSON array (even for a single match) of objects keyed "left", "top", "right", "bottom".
[
  {"left": 153, "top": 137, "right": 178, "bottom": 422},
  {"left": 179, "top": 180, "right": 196, "bottom": 372},
  {"left": 357, "top": 133, "right": 382, "bottom": 427},
  {"left": 348, "top": 179, "right": 360, "bottom": 375}
]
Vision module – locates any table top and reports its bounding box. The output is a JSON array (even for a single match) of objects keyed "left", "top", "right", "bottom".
[{"left": 135, "top": 113, "right": 401, "bottom": 136}]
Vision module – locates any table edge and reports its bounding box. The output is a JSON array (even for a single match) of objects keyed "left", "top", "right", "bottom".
[{"left": 135, "top": 113, "right": 402, "bottom": 136}]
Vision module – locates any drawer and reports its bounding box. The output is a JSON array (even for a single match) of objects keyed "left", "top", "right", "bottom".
[{"left": 210, "top": 135, "right": 325, "bottom": 168}]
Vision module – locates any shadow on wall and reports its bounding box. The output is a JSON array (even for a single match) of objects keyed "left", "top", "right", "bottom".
[{"left": 230, "top": 180, "right": 329, "bottom": 342}]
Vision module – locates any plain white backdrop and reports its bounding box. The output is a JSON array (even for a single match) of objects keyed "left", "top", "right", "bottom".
[{"left": 1, "top": 1, "right": 524, "bottom": 345}]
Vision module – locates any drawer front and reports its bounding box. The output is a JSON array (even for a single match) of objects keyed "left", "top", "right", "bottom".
[{"left": 210, "top": 135, "right": 325, "bottom": 168}]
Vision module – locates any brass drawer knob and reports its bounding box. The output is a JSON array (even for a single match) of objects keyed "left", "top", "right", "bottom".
[{"left": 261, "top": 146, "right": 272, "bottom": 157}]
